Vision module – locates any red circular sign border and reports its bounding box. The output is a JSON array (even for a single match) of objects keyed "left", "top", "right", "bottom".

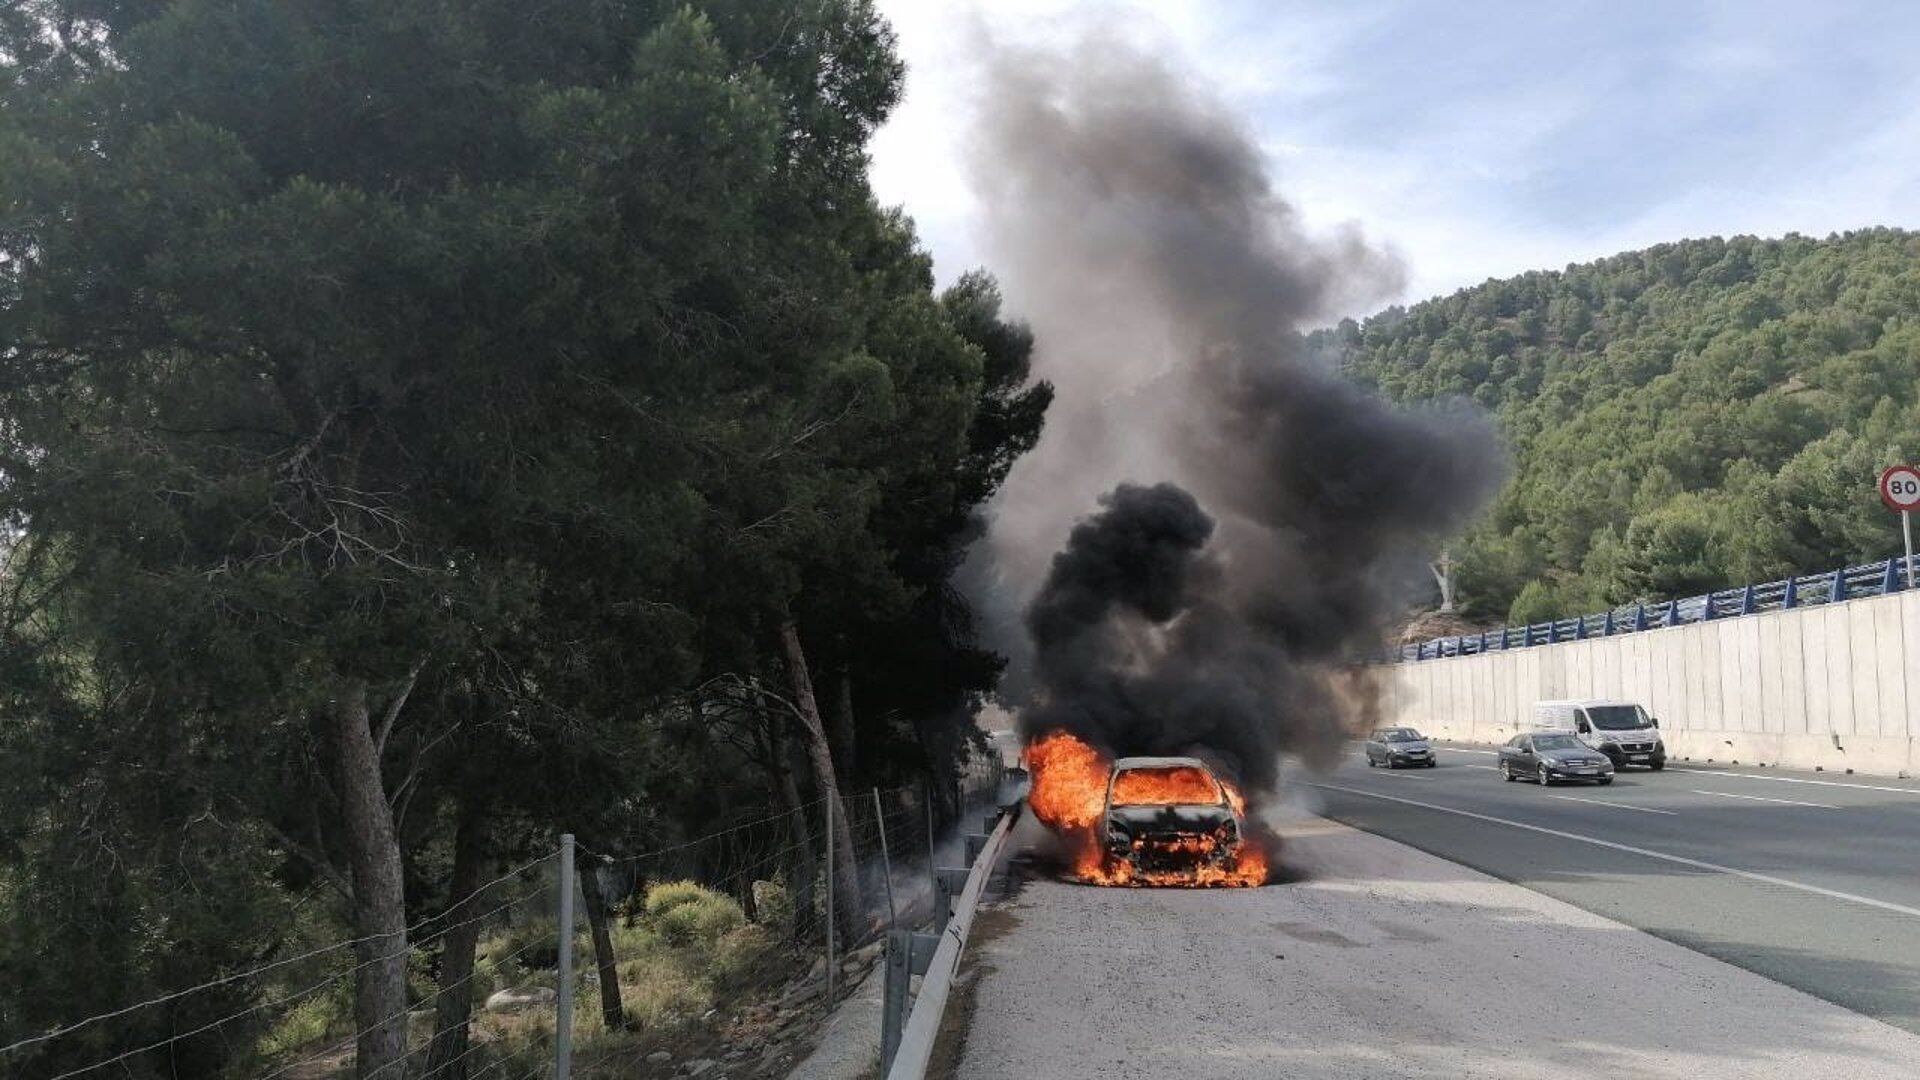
[{"left": 1878, "top": 465, "right": 1920, "bottom": 512}]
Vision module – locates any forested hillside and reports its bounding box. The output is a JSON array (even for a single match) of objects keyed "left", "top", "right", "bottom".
[{"left": 1315, "top": 229, "right": 1920, "bottom": 625}]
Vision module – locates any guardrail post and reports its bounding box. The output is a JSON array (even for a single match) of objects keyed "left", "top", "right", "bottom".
[
  {"left": 1740, "top": 584, "right": 1755, "bottom": 614},
  {"left": 1603, "top": 609, "right": 1616, "bottom": 636},
  {"left": 882, "top": 929, "right": 911, "bottom": 1071},
  {"left": 1574, "top": 615, "right": 1587, "bottom": 640},
  {"left": 1783, "top": 577, "right": 1799, "bottom": 609},
  {"left": 1664, "top": 598, "right": 1680, "bottom": 626},
  {"left": 1702, "top": 594, "right": 1718, "bottom": 620},
  {"left": 1633, "top": 604, "right": 1647, "bottom": 631},
  {"left": 1881, "top": 559, "right": 1900, "bottom": 594},
  {"left": 1830, "top": 569, "right": 1846, "bottom": 603}
]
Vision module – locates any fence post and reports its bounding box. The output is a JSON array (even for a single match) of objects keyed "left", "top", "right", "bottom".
[
  {"left": 1830, "top": 569, "right": 1846, "bottom": 604},
  {"left": 873, "top": 789, "right": 897, "bottom": 930},
  {"left": 1740, "top": 585, "right": 1755, "bottom": 615},
  {"left": 824, "top": 799, "right": 836, "bottom": 1009},
  {"left": 925, "top": 780, "right": 938, "bottom": 893},
  {"left": 556, "top": 834, "right": 575, "bottom": 1080},
  {"left": 1664, "top": 598, "right": 1680, "bottom": 626},
  {"left": 1881, "top": 559, "right": 1900, "bottom": 594},
  {"left": 1783, "top": 577, "right": 1799, "bottom": 609},
  {"left": 1633, "top": 604, "right": 1647, "bottom": 632},
  {"left": 1603, "top": 610, "right": 1616, "bottom": 635}
]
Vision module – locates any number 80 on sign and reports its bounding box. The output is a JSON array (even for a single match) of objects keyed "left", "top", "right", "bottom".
[{"left": 1880, "top": 466, "right": 1920, "bottom": 512}]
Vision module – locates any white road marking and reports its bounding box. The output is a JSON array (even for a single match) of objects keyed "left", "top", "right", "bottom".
[
  {"left": 1549, "top": 794, "right": 1676, "bottom": 815},
  {"left": 1690, "top": 789, "right": 1838, "bottom": 810},
  {"left": 1311, "top": 782, "right": 1920, "bottom": 920},
  {"left": 1439, "top": 746, "right": 1920, "bottom": 795},
  {"left": 1460, "top": 764, "right": 1497, "bottom": 771},
  {"left": 1666, "top": 767, "right": 1920, "bottom": 796}
]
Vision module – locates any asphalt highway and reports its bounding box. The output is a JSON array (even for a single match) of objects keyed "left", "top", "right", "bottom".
[{"left": 1305, "top": 745, "right": 1920, "bottom": 1034}]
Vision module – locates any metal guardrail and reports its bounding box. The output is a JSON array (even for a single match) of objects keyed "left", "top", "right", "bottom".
[
  {"left": 1399, "top": 555, "right": 1920, "bottom": 662},
  {"left": 881, "top": 802, "right": 1019, "bottom": 1080}
]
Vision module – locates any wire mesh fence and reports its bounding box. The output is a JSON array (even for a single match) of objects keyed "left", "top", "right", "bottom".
[
  {"left": 1, "top": 748, "right": 1014, "bottom": 1080},
  {"left": 0, "top": 852, "right": 561, "bottom": 1080}
]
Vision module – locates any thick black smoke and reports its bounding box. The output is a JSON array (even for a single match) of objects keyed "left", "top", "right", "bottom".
[{"left": 972, "top": 34, "right": 1507, "bottom": 791}]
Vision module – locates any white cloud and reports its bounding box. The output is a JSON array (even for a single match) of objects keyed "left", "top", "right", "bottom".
[{"left": 871, "top": 1, "right": 1920, "bottom": 311}]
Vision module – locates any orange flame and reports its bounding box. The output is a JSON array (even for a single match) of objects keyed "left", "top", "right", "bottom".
[
  {"left": 1026, "top": 729, "right": 1110, "bottom": 831},
  {"left": 1024, "top": 730, "right": 1268, "bottom": 888}
]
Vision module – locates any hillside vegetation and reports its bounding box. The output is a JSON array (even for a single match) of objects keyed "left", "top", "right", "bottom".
[{"left": 1316, "top": 229, "right": 1920, "bottom": 625}]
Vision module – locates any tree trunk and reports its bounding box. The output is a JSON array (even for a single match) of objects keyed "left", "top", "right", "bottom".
[
  {"left": 829, "top": 666, "right": 857, "bottom": 779},
  {"left": 329, "top": 679, "right": 410, "bottom": 1080},
  {"left": 425, "top": 799, "right": 487, "bottom": 1080},
  {"left": 778, "top": 617, "right": 863, "bottom": 940},
  {"left": 768, "top": 724, "right": 817, "bottom": 941},
  {"left": 579, "top": 864, "right": 627, "bottom": 1030}
]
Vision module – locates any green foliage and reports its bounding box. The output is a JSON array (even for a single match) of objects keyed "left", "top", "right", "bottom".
[
  {"left": 1320, "top": 230, "right": 1920, "bottom": 617},
  {"left": 1506, "top": 580, "right": 1562, "bottom": 627},
  {"left": 0, "top": 1, "right": 1039, "bottom": 1067},
  {"left": 650, "top": 886, "right": 747, "bottom": 946},
  {"left": 642, "top": 880, "right": 715, "bottom": 919}
]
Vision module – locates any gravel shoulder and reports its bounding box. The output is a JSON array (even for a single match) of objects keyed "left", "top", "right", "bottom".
[{"left": 951, "top": 813, "right": 1920, "bottom": 1079}]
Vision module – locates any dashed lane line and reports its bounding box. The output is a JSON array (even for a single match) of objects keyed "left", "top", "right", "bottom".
[
  {"left": 1666, "top": 767, "right": 1920, "bottom": 796},
  {"left": 1549, "top": 794, "right": 1677, "bottom": 815},
  {"left": 1691, "top": 789, "right": 1839, "bottom": 810},
  {"left": 1310, "top": 781, "right": 1920, "bottom": 920}
]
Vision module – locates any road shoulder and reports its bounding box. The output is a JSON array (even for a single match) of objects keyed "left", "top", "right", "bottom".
[{"left": 952, "top": 814, "right": 1920, "bottom": 1080}]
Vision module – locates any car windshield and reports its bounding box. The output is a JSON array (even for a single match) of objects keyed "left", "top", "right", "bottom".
[
  {"left": 1533, "top": 734, "right": 1583, "bottom": 751},
  {"left": 1110, "top": 765, "right": 1223, "bottom": 807},
  {"left": 1587, "top": 705, "right": 1650, "bottom": 730},
  {"left": 1382, "top": 729, "right": 1424, "bottom": 742}
]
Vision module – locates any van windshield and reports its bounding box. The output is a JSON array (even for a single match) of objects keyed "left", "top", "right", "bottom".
[{"left": 1587, "top": 705, "right": 1650, "bottom": 730}]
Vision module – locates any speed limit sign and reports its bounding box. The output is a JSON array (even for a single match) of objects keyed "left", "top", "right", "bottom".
[
  {"left": 1881, "top": 465, "right": 1920, "bottom": 590},
  {"left": 1879, "top": 465, "right": 1920, "bottom": 512}
]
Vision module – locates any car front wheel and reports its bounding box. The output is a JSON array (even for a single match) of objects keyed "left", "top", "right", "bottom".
[
  {"left": 1501, "top": 763, "right": 1515, "bottom": 781},
  {"left": 1537, "top": 764, "right": 1551, "bottom": 786}
]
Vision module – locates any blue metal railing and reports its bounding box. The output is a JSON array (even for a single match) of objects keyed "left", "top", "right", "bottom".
[{"left": 1397, "top": 555, "right": 1918, "bottom": 662}]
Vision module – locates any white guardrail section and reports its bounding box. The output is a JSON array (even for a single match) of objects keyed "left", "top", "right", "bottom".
[{"left": 882, "top": 804, "right": 1018, "bottom": 1080}]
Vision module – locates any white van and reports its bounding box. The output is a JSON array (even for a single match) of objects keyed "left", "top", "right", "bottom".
[{"left": 1529, "top": 699, "right": 1666, "bottom": 771}]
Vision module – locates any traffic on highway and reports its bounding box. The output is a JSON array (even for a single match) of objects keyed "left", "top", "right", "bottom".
[{"left": 1314, "top": 696, "right": 1920, "bottom": 1036}]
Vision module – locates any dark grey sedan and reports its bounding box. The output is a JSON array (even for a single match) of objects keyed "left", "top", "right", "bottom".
[
  {"left": 1499, "top": 732, "right": 1614, "bottom": 785},
  {"left": 1364, "top": 727, "right": 1436, "bottom": 769}
]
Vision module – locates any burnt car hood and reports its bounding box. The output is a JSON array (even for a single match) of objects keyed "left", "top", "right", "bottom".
[{"left": 1108, "top": 804, "right": 1235, "bottom": 835}]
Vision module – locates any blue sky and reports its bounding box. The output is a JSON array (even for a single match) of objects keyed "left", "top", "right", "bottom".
[{"left": 870, "top": 1, "right": 1920, "bottom": 312}]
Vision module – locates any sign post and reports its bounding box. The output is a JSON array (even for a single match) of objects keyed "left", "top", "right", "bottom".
[{"left": 1876, "top": 465, "right": 1920, "bottom": 589}]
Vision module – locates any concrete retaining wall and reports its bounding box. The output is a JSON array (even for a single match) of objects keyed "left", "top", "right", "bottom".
[{"left": 1382, "top": 590, "right": 1920, "bottom": 777}]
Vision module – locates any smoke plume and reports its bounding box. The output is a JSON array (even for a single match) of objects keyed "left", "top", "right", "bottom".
[{"left": 967, "top": 34, "right": 1507, "bottom": 791}]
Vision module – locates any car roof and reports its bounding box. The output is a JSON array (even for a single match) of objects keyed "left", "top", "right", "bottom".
[
  {"left": 1534, "top": 698, "right": 1637, "bottom": 708},
  {"left": 1111, "top": 755, "right": 1210, "bottom": 771}
]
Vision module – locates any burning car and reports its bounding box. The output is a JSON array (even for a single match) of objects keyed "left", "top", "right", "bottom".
[
  {"left": 1102, "top": 756, "right": 1244, "bottom": 875},
  {"left": 1026, "top": 731, "right": 1267, "bottom": 886}
]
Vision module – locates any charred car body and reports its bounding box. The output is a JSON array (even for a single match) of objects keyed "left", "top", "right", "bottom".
[{"left": 1101, "top": 756, "right": 1243, "bottom": 873}]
